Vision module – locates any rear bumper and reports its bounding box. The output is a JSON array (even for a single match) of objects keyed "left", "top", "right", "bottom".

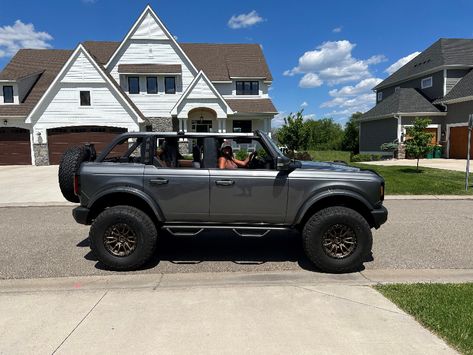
[
  {"left": 371, "top": 205, "right": 388, "bottom": 229},
  {"left": 72, "top": 206, "right": 90, "bottom": 225}
]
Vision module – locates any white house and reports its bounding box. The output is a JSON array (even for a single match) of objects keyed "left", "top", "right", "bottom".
[{"left": 0, "top": 5, "right": 277, "bottom": 165}]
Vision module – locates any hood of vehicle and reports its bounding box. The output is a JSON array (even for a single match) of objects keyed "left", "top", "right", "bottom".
[{"left": 298, "top": 160, "right": 361, "bottom": 172}]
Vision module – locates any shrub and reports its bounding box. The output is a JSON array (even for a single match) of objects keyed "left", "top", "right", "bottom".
[
  {"left": 235, "top": 149, "right": 248, "bottom": 160},
  {"left": 285, "top": 150, "right": 313, "bottom": 161},
  {"left": 350, "top": 154, "right": 382, "bottom": 162}
]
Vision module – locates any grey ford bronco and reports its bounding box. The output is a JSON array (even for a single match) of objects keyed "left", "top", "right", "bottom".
[{"left": 59, "top": 130, "right": 387, "bottom": 273}]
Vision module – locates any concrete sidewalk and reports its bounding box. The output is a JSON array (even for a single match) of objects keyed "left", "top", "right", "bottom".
[
  {"left": 1, "top": 270, "right": 467, "bottom": 354},
  {"left": 359, "top": 158, "right": 469, "bottom": 172}
]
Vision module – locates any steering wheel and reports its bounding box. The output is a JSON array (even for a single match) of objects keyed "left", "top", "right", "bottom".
[{"left": 247, "top": 151, "right": 261, "bottom": 169}]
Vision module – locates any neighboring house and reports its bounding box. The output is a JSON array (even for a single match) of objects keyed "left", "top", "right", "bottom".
[
  {"left": 360, "top": 38, "right": 473, "bottom": 159},
  {"left": 0, "top": 5, "right": 276, "bottom": 165}
]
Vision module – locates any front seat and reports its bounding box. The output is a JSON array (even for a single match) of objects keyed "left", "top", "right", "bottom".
[{"left": 201, "top": 138, "right": 219, "bottom": 168}]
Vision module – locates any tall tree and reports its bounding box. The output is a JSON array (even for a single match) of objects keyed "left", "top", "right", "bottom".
[
  {"left": 405, "top": 117, "right": 433, "bottom": 172},
  {"left": 304, "top": 118, "right": 344, "bottom": 150},
  {"left": 342, "top": 112, "right": 362, "bottom": 154},
  {"left": 276, "top": 110, "right": 308, "bottom": 151}
]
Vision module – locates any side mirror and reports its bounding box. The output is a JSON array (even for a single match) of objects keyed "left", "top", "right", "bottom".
[{"left": 276, "top": 156, "right": 301, "bottom": 171}]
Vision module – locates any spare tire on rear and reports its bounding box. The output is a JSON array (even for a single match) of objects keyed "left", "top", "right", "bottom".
[{"left": 58, "top": 146, "right": 91, "bottom": 203}]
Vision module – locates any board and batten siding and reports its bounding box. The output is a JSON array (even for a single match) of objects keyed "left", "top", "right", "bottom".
[{"left": 359, "top": 118, "right": 398, "bottom": 152}]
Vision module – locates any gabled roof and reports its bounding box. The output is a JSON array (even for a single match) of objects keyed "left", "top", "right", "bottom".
[
  {"left": 375, "top": 39, "right": 473, "bottom": 90},
  {"left": 361, "top": 88, "right": 443, "bottom": 121},
  {"left": 434, "top": 69, "right": 473, "bottom": 104},
  {"left": 180, "top": 43, "right": 273, "bottom": 82},
  {"left": 0, "top": 49, "right": 73, "bottom": 117},
  {"left": 83, "top": 41, "right": 119, "bottom": 65}
]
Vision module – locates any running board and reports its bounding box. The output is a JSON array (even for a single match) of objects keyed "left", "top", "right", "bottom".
[{"left": 163, "top": 224, "right": 291, "bottom": 238}]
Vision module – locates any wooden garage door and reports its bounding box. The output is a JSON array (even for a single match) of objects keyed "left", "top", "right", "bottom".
[
  {"left": 0, "top": 128, "right": 31, "bottom": 165},
  {"left": 449, "top": 126, "right": 473, "bottom": 159},
  {"left": 47, "top": 126, "right": 127, "bottom": 164}
]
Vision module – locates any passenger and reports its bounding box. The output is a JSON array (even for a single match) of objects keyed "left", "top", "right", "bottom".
[
  {"left": 155, "top": 146, "right": 167, "bottom": 167},
  {"left": 218, "top": 143, "right": 254, "bottom": 169}
]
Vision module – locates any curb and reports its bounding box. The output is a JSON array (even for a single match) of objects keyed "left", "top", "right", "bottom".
[
  {"left": 385, "top": 195, "right": 473, "bottom": 200},
  {"left": 0, "top": 202, "right": 76, "bottom": 208}
]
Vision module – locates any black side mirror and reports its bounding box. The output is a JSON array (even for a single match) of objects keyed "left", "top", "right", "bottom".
[{"left": 276, "top": 156, "right": 301, "bottom": 171}]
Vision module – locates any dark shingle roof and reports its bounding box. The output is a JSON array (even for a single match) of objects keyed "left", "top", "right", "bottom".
[
  {"left": 434, "top": 69, "right": 473, "bottom": 104},
  {"left": 82, "top": 41, "right": 119, "bottom": 65},
  {"left": 361, "top": 88, "right": 441, "bottom": 120},
  {"left": 117, "top": 63, "right": 182, "bottom": 74},
  {"left": 0, "top": 49, "right": 73, "bottom": 117},
  {"left": 226, "top": 99, "right": 277, "bottom": 113},
  {"left": 375, "top": 39, "right": 473, "bottom": 90}
]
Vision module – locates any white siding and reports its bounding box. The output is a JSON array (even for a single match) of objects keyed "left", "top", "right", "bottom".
[
  {"left": 213, "top": 83, "right": 233, "bottom": 96},
  {"left": 108, "top": 41, "right": 196, "bottom": 117},
  {"left": 177, "top": 99, "right": 227, "bottom": 119},
  {"left": 219, "top": 80, "right": 270, "bottom": 98},
  {"left": 131, "top": 12, "right": 168, "bottom": 40},
  {"left": 187, "top": 77, "right": 216, "bottom": 99},
  {"left": 62, "top": 52, "right": 105, "bottom": 83}
]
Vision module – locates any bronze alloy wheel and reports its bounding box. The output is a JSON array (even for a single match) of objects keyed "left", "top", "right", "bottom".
[
  {"left": 104, "top": 223, "right": 137, "bottom": 257},
  {"left": 322, "top": 224, "right": 357, "bottom": 259}
]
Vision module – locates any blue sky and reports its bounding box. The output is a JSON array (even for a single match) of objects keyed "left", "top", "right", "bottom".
[{"left": 1, "top": 0, "right": 473, "bottom": 126}]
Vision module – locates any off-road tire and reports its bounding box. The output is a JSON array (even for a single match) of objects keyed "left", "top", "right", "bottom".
[
  {"left": 302, "top": 206, "right": 372, "bottom": 273},
  {"left": 89, "top": 205, "right": 158, "bottom": 270},
  {"left": 58, "top": 146, "right": 90, "bottom": 203}
]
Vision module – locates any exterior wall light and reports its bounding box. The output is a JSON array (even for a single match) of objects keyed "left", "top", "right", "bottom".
[{"left": 3, "top": 119, "right": 7, "bottom": 126}]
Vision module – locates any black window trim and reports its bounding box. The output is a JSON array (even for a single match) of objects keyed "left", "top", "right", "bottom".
[
  {"left": 3, "top": 85, "right": 14, "bottom": 104},
  {"left": 236, "top": 81, "right": 259, "bottom": 95},
  {"left": 164, "top": 76, "right": 176, "bottom": 94},
  {"left": 146, "top": 76, "right": 158, "bottom": 94},
  {"left": 128, "top": 76, "right": 140, "bottom": 94},
  {"left": 79, "top": 90, "right": 91, "bottom": 106}
]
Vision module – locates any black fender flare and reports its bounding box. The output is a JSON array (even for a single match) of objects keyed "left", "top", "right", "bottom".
[
  {"left": 87, "top": 187, "right": 165, "bottom": 222},
  {"left": 294, "top": 189, "right": 373, "bottom": 225}
]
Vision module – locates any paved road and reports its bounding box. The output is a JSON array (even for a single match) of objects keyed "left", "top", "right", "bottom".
[{"left": 1, "top": 200, "right": 472, "bottom": 279}]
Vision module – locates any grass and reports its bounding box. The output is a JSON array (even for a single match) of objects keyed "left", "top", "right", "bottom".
[
  {"left": 308, "top": 150, "right": 351, "bottom": 162},
  {"left": 376, "top": 283, "right": 473, "bottom": 354},
  {"left": 352, "top": 164, "right": 473, "bottom": 195}
]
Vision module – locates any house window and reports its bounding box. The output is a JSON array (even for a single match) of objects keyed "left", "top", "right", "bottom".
[
  {"left": 421, "top": 76, "right": 433, "bottom": 89},
  {"left": 377, "top": 91, "right": 383, "bottom": 101},
  {"left": 128, "top": 76, "right": 140, "bottom": 94},
  {"left": 236, "top": 81, "right": 259, "bottom": 95},
  {"left": 80, "top": 91, "right": 91, "bottom": 106},
  {"left": 3, "top": 86, "right": 14, "bottom": 103},
  {"left": 165, "top": 77, "right": 176, "bottom": 94},
  {"left": 233, "top": 120, "right": 252, "bottom": 133},
  {"left": 146, "top": 77, "right": 158, "bottom": 94}
]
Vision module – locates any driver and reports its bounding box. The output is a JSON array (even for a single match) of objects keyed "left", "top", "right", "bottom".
[{"left": 218, "top": 142, "right": 255, "bottom": 169}]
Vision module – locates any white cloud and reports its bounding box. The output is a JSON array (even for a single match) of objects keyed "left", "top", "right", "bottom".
[
  {"left": 228, "top": 10, "right": 264, "bottom": 29},
  {"left": 385, "top": 51, "right": 421, "bottom": 75},
  {"left": 299, "top": 73, "right": 323, "bottom": 88},
  {"left": 332, "top": 26, "right": 342, "bottom": 33},
  {"left": 303, "top": 113, "right": 316, "bottom": 120},
  {"left": 326, "top": 77, "right": 382, "bottom": 98},
  {"left": 0, "top": 20, "right": 53, "bottom": 58},
  {"left": 301, "top": 101, "right": 308, "bottom": 108},
  {"left": 284, "top": 40, "right": 386, "bottom": 86},
  {"left": 272, "top": 112, "right": 287, "bottom": 128}
]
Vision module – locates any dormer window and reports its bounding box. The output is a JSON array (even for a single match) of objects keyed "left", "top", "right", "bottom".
[
  {"left": 236, "top": 81, "right": 259, "bottom": 95},
  {"left": 377, "top": 91, "right": 383, "bottom": 101},
  {"left": 3, "top": 86, "right": 14, "bottom": 104},
  {"left": 128, "top": 76, "right": 140, "bottom": 94},
  {"left": 421, "top": 76, "right": 433, "bottom": 89},
  {"left": 165, "top": 77, "right": 176, "bottom": 94}
]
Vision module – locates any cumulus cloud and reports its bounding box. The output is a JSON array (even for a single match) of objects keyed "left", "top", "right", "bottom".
[
  {"left": 332, "top": 26, "right": 342, "bottom": 33},
  {"left": 228, "top": 10, "right": 264, "bottom": 29},
  {"left": 301, "top": 101, "right": 308, "bottom": 108},
  {"left": 284, "top": 40, "right": 386, "bottom": 87},
  {"left": 385, "top": 51, "right": 421, "bottom": 75},
  {"left": 272, "top": 112, "right": 287, "bottom": 128},
  {"left": 0, "top": 20, "right": 53, "bottom": 58}
]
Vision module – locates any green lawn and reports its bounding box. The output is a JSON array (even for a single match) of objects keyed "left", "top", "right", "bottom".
[
  {"left": 353, "top": 164, "right": 473, "bottom": 195},
  {"left": 308, "top": 150, "right": 351, "bottom": 162},
  {"left": 376, "top": 283, "right": 473, "bottom": 354}
]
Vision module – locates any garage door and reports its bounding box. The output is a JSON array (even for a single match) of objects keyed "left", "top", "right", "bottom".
[
  {"left": 0, "top": 128, "right": 31, "bottom": 165},
  {"left": 449, "top": 126, "right": 473, "bottom": 159},
  {"left": 47, "top": 126, "right": 127, "bottom": 164}
]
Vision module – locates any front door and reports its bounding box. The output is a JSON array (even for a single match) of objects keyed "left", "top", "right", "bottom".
[
  {"left": 143, "top": 165, "right": 210, "bottom": 221},
  {"left": 209, "top": 169, "right": 288, "bottom": 224}
]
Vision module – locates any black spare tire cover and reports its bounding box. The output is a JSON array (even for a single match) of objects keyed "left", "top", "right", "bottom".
[{"left": 58, "top": 146, "right": 91, "bottom": 203}]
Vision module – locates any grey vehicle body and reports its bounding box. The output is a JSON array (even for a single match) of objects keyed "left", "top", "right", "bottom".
[{"left": 73, "top": 131, "right": 387, "bottom": 230}]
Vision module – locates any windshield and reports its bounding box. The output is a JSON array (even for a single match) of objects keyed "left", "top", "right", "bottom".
[{"left": 259, "top": 131, "right": 284, "bottom": 157}]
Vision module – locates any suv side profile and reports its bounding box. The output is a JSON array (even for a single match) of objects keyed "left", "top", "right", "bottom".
[{"left": 60, "top": 130, "right": 387, "bottom": 273}]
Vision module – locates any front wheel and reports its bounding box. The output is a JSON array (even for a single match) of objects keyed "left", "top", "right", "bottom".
[
  {"left": 89, "top": 205, "right": 158, "bottom": 270},
  {"left": 302, "top": 206, "right": 372, "bottom": 273}
]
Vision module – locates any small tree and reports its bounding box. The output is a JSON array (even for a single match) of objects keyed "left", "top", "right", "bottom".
[
  {"left": 276, "top": 110, "right": 308, "bottom": 151},
  {"left": 342, "top": 112, "right": 362, "bottom": 154},
  {"left": 405, "top": 117, "right": 433, "bottom": 172}
]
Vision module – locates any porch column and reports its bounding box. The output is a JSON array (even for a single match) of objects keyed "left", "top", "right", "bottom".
[
  {"left": 222, "top": 118, "right": 227, "bottom": 133},
  {"left": 178, "top": 118, "right": 183, "bottom": 132},
  {"left": 183, "top": 118, "right": 188, "bottom": 133}
]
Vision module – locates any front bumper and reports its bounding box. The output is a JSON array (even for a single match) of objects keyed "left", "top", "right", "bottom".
[
  {"left": 371, "top": 205, "right": 388, "bottom": 229},
  {"left": 73, "top": 206, "right": 90, "bottom": 225}
]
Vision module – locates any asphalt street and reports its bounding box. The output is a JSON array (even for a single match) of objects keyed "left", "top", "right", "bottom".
[{"left": 0, "top": 200, "right": 472, "bottom": 279}]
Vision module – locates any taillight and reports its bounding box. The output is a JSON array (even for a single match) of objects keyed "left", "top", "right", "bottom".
[
  {"left": 380, "top": 183, "right": 385, "bottom": 201},
  {"left": 74, "top": 174, "right": 80, "bottom": 196}
]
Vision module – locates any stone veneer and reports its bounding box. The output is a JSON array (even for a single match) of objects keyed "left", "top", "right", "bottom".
[
  {"left": 147, "top": 117, "right": 178, "bottom": 132},
  {"left": 33, "top": 144, "right": 49, "bottom": 166}
]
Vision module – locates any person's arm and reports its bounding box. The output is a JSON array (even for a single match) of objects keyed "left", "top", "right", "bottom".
[
  {"left": 218, "top": 157, "right": 227, "bottom": 169},
  {"left": 233, "top": 152, "right": 254, "bottom": 167}
]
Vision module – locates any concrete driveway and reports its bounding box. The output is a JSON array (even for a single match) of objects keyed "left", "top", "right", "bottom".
[{"left": 360, "top": 158, "right": 469, "bottom": 172}]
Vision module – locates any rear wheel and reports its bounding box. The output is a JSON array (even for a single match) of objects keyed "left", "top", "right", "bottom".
[
  {"left": 89, "top": 206, "right": 158, "bottom": 270},
  {"left": 302, "top": 206, "right": 372, "bottom": 273}
]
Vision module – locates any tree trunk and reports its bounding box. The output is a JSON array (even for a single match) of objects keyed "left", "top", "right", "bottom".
[{"left": 416, "top": 158, "right": 420, "bottom": 172}]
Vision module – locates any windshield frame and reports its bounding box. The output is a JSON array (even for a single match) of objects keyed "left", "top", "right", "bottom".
[{"left": 259, "top": 131, "right": 284, "bottom": 158}]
